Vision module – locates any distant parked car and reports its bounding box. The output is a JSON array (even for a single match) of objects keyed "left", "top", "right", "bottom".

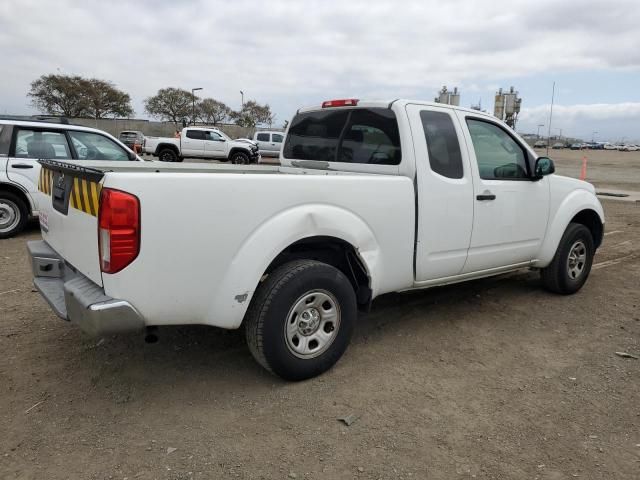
[
  {"left": 552, "top": 142, "right": 565, "bottom": 149},
  {"left": 253, "top": 131, "right": 285, "bottom": 157},
  {"left": 570, "top": 143, "right": 582, "bottom": 150},
  {"left": 533, "top": 140, "right": 547, "bottom": 149},
  {"left": 603, "top": 143, "right": 617, "bottom": 150},
  {"left": 621, "top": 144, "right": 639, "bottom": 152},
  {"left": 118, "top": 131, "right": 145, "bottom": 154}
]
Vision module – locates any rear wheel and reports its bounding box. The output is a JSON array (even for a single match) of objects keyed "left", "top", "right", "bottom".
[
  {"left": 0, "top": 192, "right": 28, "bottom": 239},
  {"left": 541, "top": 223, "right": 595, "bottom": 294},
  {"left": 231, "top": 151, "right": 249, "bottom": 165},
  {"left": 245, "top": 260, "right": 357, "bottom": 381},
  {"left": 158, "top": 148, "right": 178, "bottom": 162}
]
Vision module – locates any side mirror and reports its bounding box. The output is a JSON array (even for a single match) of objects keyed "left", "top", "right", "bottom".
[
  {"left": 534, "top": 157, "right": 555, "bottom": 178},
  {"left": 128, "top": 150, "right": 137, "bottom": 161}
]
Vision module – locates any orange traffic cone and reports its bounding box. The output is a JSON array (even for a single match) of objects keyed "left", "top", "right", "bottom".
[{"left": 579, "top": 156, "right": 588, "bottom": 180}]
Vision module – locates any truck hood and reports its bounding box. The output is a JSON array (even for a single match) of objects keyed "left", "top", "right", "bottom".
[
  {"left": 233, "top": 138, "right": 257, "bottom": 146},
  {"left": 551, "top": 174, "right": 596, "bottom": 194}
]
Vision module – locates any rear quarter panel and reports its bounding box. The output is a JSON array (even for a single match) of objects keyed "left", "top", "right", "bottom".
[{"left": 101, "top": 171, "right": 415, "bottom": 329}]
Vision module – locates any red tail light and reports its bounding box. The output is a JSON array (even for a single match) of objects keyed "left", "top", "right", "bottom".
[
  {"left": 322, "top": 98, "right": 359, "bottom": 108},
  {"left": 98, "top": 188, "right": 140, "bottom": 274}
]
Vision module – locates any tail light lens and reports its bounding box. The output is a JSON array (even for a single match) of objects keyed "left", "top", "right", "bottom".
[{"left": 98, "top": 188, "right": 140, "bottom": 274}]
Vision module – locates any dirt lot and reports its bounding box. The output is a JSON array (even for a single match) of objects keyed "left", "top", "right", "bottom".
[
  {"left": 1, "top": 154, "right": 639, "bottom": 479},
  {"left": 543, "top": 148, "right": 640, "bottom": 193}
]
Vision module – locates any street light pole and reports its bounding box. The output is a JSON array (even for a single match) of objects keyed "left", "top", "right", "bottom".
[
  {"left": 591, "top": 131, "right": 598, "bottom": 143},
  {"left": 191, "top": 87, "right": 203, "bottom": 125},
  {"left": 240, "top": 90, "right": 244, "bottom": 108}
]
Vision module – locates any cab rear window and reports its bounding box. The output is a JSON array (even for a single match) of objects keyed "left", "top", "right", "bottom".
[{"left": 283, "top": 108, "right": 401, "bottom": 165}]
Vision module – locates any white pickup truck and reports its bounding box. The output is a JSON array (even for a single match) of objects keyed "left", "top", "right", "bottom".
[
  {"left": 143, "top": 126, "right": 260, "bottom": 163},
  {"left": 28, "top": 99, "right": 604, "bottom": 380}
]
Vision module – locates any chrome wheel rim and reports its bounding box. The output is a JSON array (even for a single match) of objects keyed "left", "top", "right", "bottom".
[
  {"left": 284, "top": 290, "right": 341, "bottom": 359},
  {"left": 0, "top": 199, "right": 20, "bottom": 233},
  {"left": 567, "top": 240, "right": 587, "bottom": 280}
]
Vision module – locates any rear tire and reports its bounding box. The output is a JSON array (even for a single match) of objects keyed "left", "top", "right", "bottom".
[
  {"left": 245, "top": 260, "right": 357, "bottom": 381},
  {"left": 541, "top": 223, "right": 594, "bottom": 294},
  {"left": 231, "top": 152, "right": 249, "bottom": 165},
  {"left": 0, "top": 192, "right": 28, "bottom": 239},
  {"left": 158, "top": 148, "right": 178, "bottom": 162}
]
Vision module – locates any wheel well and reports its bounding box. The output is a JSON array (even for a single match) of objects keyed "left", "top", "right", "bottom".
[
  {"left": 0, "top": 183, "right": 33, "bottom": 214},
  {"left": 265, "top": 236, "right": 372, "bottom": 309},
  {"left": 228, "top": 148, "right": 249, "bottom": 158},
  {"left": 571, "top": 209, "right": 603, "bottom": 248},
  {"left": 155, "top": 144, "right": 179, "bottom": 155}
]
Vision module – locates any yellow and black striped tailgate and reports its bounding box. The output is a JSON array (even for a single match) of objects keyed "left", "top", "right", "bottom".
[{"left": 38, "top": 164, "right": 102, "bottom": 217}]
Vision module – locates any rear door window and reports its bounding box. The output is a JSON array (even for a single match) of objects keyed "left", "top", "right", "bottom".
[
  {"left": 185, "top": 130, "right": 206, "bottom": 140},
  {"left": 14, "top": 129, "right": 71, "bottom": 159},
  {"left": 420, "top": 110, "right": 463, "bottom": 179},
  {"left": 272, "top": 133, "right": 283, "bottom": 143},
  {"left": 284, "top": 108, "right": 401, "bottom": 165}
]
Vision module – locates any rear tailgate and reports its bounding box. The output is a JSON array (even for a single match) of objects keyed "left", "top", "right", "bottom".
[{"left": 37, "top": 160, "right": 104, "bottom": 286}]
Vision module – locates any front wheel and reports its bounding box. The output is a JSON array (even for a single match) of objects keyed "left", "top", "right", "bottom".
[
  {"left": 231, "top": 152, "right": 249, "bottom": 165},
  {"left": 158, "top": 148, "right": 178, "bottom": 162},
  {"left": 541, "top": 223, "right": 595, "bottom": 294},
  {"left": 245, "top": 260, "right": 357, "bottom": 381}
]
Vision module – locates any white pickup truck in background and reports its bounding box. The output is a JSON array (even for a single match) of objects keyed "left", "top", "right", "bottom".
[
  {"left": 29, "top": 99, "right": 604, "bottom": 380},
  {"left": 143, "top": 126, "right": 260, "bottom": 163}
]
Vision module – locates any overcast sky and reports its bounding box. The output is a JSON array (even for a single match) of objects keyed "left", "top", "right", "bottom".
[{"left": 1, "top": 0, "right": 639, "bottom": 141}]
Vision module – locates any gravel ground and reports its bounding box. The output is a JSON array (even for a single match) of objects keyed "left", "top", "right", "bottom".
[{"left": 1, "top": 164, "right": 639, "bottom": 479}]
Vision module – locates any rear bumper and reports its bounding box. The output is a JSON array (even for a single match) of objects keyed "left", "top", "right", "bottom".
[{"left": 28, "top": 240, "right": 145, "bottom": 337}]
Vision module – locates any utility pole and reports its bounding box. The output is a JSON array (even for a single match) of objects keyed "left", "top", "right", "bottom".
[
  {"left": 191, "top": 87, "right": 202, "bottom": 125},
  {"left": 240, "top": 90, "right": 244, "bottom": 108},
  {"left": 537, "top": 124, "right": 545, "bottom": 138},
  {"left": 546, "top": 81, "right": 555, "bottom": 156},
  {"left": 591, "top": 131, "right": 598, "bottom": 143}
]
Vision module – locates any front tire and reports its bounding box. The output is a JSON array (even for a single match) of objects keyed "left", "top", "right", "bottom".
[
  {"left": 541, "top": 223, "right": 595, "bottom": 294},
  {"left": 158, "top": 148, "right": 178, "bottom": 162},
  {"left": 245, "top": 260, "right": 357, "bottom": 381},
  {"left": 231, "top": 151, "right": 249, "bottom": 165},
  {"left": 0, "top": 192, "right": 28, "bottom": 239}
]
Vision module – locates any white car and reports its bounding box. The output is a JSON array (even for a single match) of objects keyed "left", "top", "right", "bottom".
[
  {"left": 620, "top": 144, "right": 639, "bottom": 152},
  {"left": 143, "top": 126, "right": 259, "bottom": 163},
  {"left": 253, "top": 131, "right": 285, "bottom": 157},
  {"left": 29, "top": 99, "right": 604, "bottom": 380},
  {"left": 0, "top": 118, "right": 141, "bottom": 238}
]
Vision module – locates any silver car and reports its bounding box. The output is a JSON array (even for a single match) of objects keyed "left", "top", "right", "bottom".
[{"left": 253, "top": 131, "right": 284, "bottom": 157}]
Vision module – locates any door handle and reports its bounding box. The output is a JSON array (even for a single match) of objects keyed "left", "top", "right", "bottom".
[
  {"left": 476, "top": 193, "right": 496, "bottom": 201},
  {"left": 11, "top": 163, "right": 34, "bottom": 169}
]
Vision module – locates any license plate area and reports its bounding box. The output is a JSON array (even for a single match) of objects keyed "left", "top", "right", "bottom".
[{"left": 52, "top": 172, "right": 75, "bottom": 215}]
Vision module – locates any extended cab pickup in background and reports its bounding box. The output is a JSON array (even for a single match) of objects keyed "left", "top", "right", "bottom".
[
  {"left": 29, "top": 99, "right": 604, "bottom": 380},
  {"left": 0, "top": 118, "right": 140, "bottom": 238},
  {"left": 143, "top": 126, "right": 260, "bottom": 164}
]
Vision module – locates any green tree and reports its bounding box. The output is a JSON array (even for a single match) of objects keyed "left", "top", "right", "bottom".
[
  {"left": 197, "top": 98, "right": 231, "bottom": 125},
  {"left": 231, "top": 100, "right": 273, "bottom": 128},
  {"left": 83, "top": 78, "right": 134, "bottom": 118},
  {"left": 28, "top": 74, "right": 88, "bottom": 117},
  {"left": 28, "top": 74, "right": 133, "bottom": 118},
  {"left": 144, "top": 87, "right": 193, "bottom": 125}
]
